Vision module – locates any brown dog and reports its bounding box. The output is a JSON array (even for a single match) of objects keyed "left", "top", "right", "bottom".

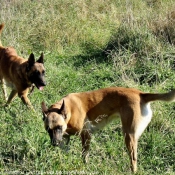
[
  {"left": 0, "top": 23, "right": 46, "bottom": 109},
  {"left": 41, "top": 87, "right": 175, "bottom": 173}
]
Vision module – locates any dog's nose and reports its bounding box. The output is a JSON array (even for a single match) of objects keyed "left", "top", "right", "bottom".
[
  {"left": 52, "top": 139, "right": 60, "bottom": 146},
  {"left": 42, "top": 81, "right": 46, "bottom": 86},
  {"left": 52, "top": 141, "right": 57, "bottom": 146}
]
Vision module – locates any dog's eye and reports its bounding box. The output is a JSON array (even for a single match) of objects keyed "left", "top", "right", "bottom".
[
  {"left": 46, "top": 127, "right": 50, "bottom": 131},
  {"left": 42, "top": 70, "right": 45, "bottom": 75},
  {"left": 35, "top": 70, "right": 40, "bottom": 75},
  {"left": 57, "top": 126, "right": 62, "bottom": 130}
]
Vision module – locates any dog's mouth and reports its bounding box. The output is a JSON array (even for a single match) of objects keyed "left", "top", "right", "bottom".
[
  {"left": 51, "top": 139, "right": 63, "bottom": 147},
  {"left": 51, "top": 139, "right": 69, "bottom": 150},
  {"left": 51, "top": 133, "right": 65, "bottom": 147},
  {"left": 52, "top": 141, "right": 61, "bottom": 146},
  {"left": 35, "top": 82, "right": 46, "bottom": 91},
  {"left": 38, "top": 86, "right": 44, "bottom": 91}
]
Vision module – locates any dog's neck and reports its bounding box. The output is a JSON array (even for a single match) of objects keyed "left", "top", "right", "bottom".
[{"left": 17, "top": 62, "right": 33, "bottom": 88}]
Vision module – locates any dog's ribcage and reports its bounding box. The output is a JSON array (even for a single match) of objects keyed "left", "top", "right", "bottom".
[
  {"left": 84, "top": 112, "right": 120, "bottom": 133},
  {"left": 83, "top": 103, "right": 152, "bottom": 139}
]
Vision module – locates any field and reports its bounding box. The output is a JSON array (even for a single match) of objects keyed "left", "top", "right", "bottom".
[{"left": 0, "top": 0, "right": 175, "bottom": 174}]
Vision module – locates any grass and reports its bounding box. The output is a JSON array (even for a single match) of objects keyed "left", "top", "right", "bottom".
[{"left": 0, "top": 0, "right": 175, "bottom": 174}]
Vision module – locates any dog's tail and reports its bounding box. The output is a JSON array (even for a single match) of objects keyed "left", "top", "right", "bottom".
[
  {"left": 142, "top": 89, "right": 175, "bottom": 103},
  {"left": 0, "top": 23, "right": 4, "bottom": 33},
  {"left": 0, "top": 23, "right": 4, "bottom": 46}
]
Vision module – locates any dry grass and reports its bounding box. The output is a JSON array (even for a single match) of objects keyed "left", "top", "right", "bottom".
[{"left": 150, "top": 7, "right": 175, "bottom": 44}]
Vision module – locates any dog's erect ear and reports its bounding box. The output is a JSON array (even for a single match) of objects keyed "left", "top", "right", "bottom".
[
  {"left": 37, "top": 52, "right": 44, "bottom": 64},
  {"left": 58, "top": 100, "right": 66, "bottom": 119},
  {"left": 42, "top": 112, "right": 47, "bottom": 121},
  {"left": 41, "top": 101, "right": 48, "bottom": 121},
  {"left": 60, "top": 100, "right": 65, "bottom": 112},
  {"left": 28, "top": 53, "right": 35, "bottom": 68}
]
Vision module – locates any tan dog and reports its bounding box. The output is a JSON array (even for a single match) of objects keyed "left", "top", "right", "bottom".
[
  {"left": 41, "top": 87, "right": 175, "bottom": 173},
  {"left": 0, "top": 23, "right": 46, "bottom": 109}
]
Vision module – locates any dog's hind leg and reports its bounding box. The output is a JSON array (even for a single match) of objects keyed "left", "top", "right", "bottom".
[
  {"left": 2, "top": 80, "right": 8, "bottom": 101},
  {"left": 120, "top": 106, "right": 140, "bottom": 173},
  {"left": 5, "top": 89, "right": 17, "bottom": 106},
  {"left": 124, "top": 132, "right": 138, "bottom": 173}
]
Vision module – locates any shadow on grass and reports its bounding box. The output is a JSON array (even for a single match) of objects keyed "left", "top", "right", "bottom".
[{"left": 72, "top": 51, "right": 110, "bottom": 68}]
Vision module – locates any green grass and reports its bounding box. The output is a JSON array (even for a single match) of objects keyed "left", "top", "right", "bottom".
[{"left": 0, "top": 0, "right": 175, "bottom": 174}]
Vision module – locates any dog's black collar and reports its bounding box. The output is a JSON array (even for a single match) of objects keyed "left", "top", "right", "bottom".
[{"left": 26, "top": 64, "right": 31, "bottom": 72}]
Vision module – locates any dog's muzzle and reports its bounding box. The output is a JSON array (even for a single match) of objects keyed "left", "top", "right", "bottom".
[{"left": 51, "top": 130, "right": 63, "bottom": 146}]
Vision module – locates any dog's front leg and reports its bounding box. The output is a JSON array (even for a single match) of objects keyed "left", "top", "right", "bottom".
[
  {"left": 80, "top": 130, "right": 91, "bottom": 163},
  {"left": 1, "top": 79, "right": 8, "bottom": 101},
  {"left": 63, "top": 134, "right": 70, "bottom": 145},
  {"left": 18, "top": 89, "right": 34, "bottom": 110}
]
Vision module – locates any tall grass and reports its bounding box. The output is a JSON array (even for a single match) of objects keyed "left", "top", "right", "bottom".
[{"left": 0, "top": 0, "right": 175, "bottom": 174}]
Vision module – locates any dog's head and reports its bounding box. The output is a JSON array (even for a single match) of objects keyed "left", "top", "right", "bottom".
[
  {"left": 41, "top": 101, "right": 67, "bottom": 146},
  {"left": 26, "top": 53, "right": 46, "bottom": 90}
]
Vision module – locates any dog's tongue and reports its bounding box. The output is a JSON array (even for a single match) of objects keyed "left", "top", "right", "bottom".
[{"left": 39, "top": 86, "right": 44, "bottom": 91}]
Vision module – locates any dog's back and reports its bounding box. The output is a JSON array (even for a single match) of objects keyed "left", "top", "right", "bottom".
[
  {"left": 0, "top": 47, "right": 26, "bottom": 80},
  {"left": 65, "top": 87, "right": 142, "bottom": 116}
]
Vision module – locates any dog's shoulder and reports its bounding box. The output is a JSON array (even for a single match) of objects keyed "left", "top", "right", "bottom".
[{"left": 64, "top": 93, "right": 83, "bottom": 105}]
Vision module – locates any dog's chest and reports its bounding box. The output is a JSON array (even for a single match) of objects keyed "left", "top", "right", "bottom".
[{"left": 84, "top": 113, "right": 120, "bottom": 133}]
